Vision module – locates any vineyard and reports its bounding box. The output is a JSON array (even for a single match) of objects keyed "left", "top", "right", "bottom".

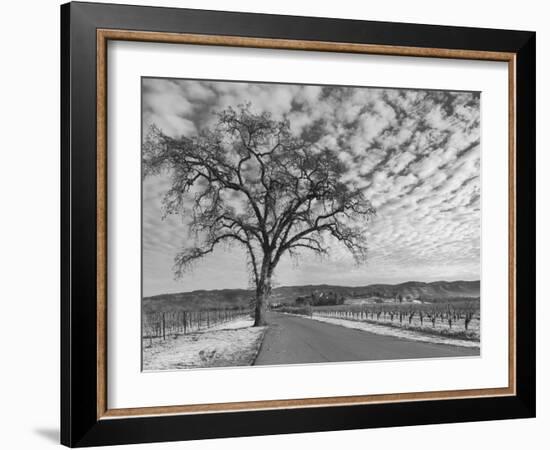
[
  {"left": 277, "top": 300, "right": 480, "bottom": 341},
  {"left": 142, "top": 307, "right": 250, "bottom": 343}
]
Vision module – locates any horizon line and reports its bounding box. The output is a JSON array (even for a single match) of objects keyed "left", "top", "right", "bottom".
[{"left": 144, "top": 278, "right": 481, "bottom": 299}]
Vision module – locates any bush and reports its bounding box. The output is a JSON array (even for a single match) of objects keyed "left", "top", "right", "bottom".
[{"left": 278, "top": 305, "right": 312, "bottom": 316}]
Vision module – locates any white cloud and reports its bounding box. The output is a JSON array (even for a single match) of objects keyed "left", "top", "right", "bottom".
[{"left": 142, "top": 79, "right": 480, "bottom": 295}]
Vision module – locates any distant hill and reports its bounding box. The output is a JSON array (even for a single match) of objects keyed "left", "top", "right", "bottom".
[
  {"left": 142, "top": 280, "right": 480, "bottom": 313},
  {"left": 353, "top": 280, "right": 480, "bottom": 300},
  {"left": 142, "top": 288, "right": 254, "bottom": 314}
]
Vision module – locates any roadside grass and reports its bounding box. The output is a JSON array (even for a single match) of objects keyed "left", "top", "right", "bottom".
[
  {"left": 278, "top": 311, "right": 480, "bottom": 349},
  {"left": 349, "top": 316, "right": 480, "bottom": 341},
  {"left": 143, "top": 318, "right": 266, "bottom": 370},
  {"left": 276, "top": 303, "right": 480, "bottom": 344}
]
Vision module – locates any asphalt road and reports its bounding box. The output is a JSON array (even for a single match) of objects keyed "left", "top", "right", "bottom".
[{"left": 254, "top": 312, "right": 479, "bottom": 366}]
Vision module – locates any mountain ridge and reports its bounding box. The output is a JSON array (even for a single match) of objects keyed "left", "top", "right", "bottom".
[{"left": 143, "top": 280, "right": 480, "bottom": 313}]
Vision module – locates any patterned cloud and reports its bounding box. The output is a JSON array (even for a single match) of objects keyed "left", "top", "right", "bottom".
[{"left": 142, "top": 78, "right": 480, "bottom": 296}]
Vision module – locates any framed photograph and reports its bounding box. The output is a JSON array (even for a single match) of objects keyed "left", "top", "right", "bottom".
[{"left": 61, "top": 1, "right": 535, "bottom": 447}]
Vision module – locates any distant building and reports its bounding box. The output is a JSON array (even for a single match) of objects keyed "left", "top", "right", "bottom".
[{"left": 295, "top": 291, "right": 344, "bottom": 306}]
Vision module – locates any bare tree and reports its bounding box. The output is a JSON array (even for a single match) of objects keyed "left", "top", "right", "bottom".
[{"left": 143, "top": 105, "right": 376, "bottom": 326}]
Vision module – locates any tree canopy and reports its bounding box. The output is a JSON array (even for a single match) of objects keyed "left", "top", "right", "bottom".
[{"left": 143, "top": 104, "right": 376, "bottom": 325}]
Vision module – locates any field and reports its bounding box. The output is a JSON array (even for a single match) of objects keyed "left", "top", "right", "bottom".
[
  {"left": 141, "top": 283, "right": 481, "bottom": 369},
  {"left": 142, "top": 307, "right": 267, "bottom": 370},
  {"left": 142, "top": 318, "right": 266, "bottom": 370},
  {"left": 142, "top": 307, "right": 250, "bottom": 342},
  {"left": 277, "top": 300, "right": 480, "bottom": 342}
]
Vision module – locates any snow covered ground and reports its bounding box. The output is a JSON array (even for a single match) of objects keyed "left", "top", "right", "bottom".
[
  {"left": 143, "top": 318, "right": 266, "bottom": 371},
  {"left": 298, "top": 314, "right": 480, "bottom": 349}
]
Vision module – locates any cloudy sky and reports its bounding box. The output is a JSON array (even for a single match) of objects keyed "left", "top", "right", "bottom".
[{"left": 142, "top": 78, "right": 480, "bottom": 297}]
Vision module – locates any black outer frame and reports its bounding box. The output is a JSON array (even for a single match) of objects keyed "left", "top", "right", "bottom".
[{"left": 60, "top": 1, "right": 535, "bottom": 447}]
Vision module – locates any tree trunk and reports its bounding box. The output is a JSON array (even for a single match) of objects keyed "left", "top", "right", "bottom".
[
  {"left": 253, "top": 253, "right": 274, "bottom": 327},
  {"left": 254, "top": 278, "right": 271, "bottom": 326}
]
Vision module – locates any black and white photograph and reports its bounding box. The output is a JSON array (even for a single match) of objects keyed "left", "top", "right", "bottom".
[
  {"left": 141, "top": 78, "right": 481, "bottom": 371},
  {"left": 0, "top": 0, "right": 541, "bottom": 447}
]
